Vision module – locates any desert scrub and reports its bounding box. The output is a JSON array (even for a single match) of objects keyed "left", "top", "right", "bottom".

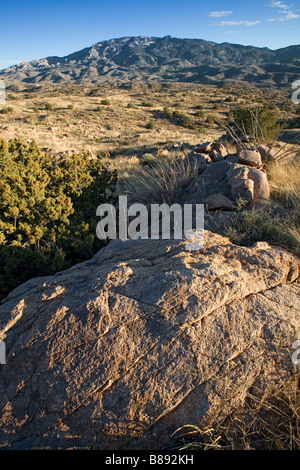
[
  {"left": 0, "top": 137, "right": 118, "bottom": 300},
  {"left": 141, "top": 153, "right": 157, "bottom": 166},
  {"left": 163, "top": 107, "right": 196, "bottom": 129},
  {"left": 228, "top": 107, "right": 281, "bottom": 144},
  {"left": 206, "top": 114, "right": 215, "bottom": 125},
  {"left": 145, "top": 121, "right": 156, "bottom": 130},
  {"left": 140, "top": 101, "right": 153, "bottom": 107},
  {"left": 163, "top": 106, "right": 173, "bottom": 119},
  {"left": 0, "top": 107, "right": 13, "bottom": 114},
  {"left": 45, "top": 103, "right": 53, "bottom": 111},
  {"left": 225, "top": 205, "right": 300, "bottom": 257},
  {"left": 100, "top": 99, "right": 110, "bottom": 105},
  {"left": 194, "top": 110, "right": 205, "bottom": 118}
]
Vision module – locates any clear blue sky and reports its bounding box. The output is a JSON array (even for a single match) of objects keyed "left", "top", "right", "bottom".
[{"left": 0, "top": 0, "right": 299, "bottom": 70}]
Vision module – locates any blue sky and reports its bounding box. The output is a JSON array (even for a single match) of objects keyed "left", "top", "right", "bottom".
[{"left": 0, "top": 0, "right": 299, "bottom": 70}]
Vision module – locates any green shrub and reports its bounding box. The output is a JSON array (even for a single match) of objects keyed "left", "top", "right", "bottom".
[
  {"left": 0, "top": 107, "right": 13, "bottom": 114},
  {"left": 0, "top": 138, "right": 117, "bottom": 300},
  {"left": 206, "top": 114, "right": 215, "bottom": 124},
  {"left": 141, "top": 101, "right": 153, "bottom": 107},
  {"left": 100, "top": 99, "right": 110, "bottom": 106},
  {"left": 163, "top": 106, "right": 173, "bottom": 119},
  {"left": 146, "top": 121, "right": 156, "bottom": 130},
  {"left": 229, "top": 107, "right": 281, "bottom": 143},
  {"left": 194, "top": 110, "right": 205, "bottom": 118},
  {"left": 141, "top": 153, "right": 157, "bottom": 166},
  {"left": 45, "top": 103, "right": 53, "bottom": 111},
  {"left": 163, "top": 108, "right": 196, "bottom": 129}
]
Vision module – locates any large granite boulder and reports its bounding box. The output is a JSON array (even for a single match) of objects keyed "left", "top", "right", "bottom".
[{"left": 0, "top": 232, "right": 299, "bottom": 450}]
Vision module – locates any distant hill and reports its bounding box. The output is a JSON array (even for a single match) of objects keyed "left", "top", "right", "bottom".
[{"left": 1, "top": 36, "right": 300, "bottom": 87}]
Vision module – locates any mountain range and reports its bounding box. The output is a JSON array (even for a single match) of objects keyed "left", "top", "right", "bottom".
[{"left": 1, "top": 36, "right": 300, "bottom": 87}]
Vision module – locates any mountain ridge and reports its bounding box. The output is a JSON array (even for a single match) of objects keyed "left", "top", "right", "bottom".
[{"left": 1, "top": 36, "right": 300, "bottom": 87}]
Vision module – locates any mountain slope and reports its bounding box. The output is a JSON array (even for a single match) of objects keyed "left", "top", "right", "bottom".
[{"left": 1, "top": 36, "right": 300, "bottom": 87}]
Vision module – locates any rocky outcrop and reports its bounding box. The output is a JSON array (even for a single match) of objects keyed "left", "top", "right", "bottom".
[
  {"left": 0, "top": 232, "right": 299, "bottom": 450},
  {"left": 179, "top": 139, "right": 271, "bottom": 209}
]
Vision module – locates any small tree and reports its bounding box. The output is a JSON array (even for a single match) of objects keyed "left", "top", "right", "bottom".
[{"left": 229, "top": 107, "right": 281, "bottom": 144}]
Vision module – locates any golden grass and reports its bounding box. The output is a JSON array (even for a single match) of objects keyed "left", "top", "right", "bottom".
[
  {"left": 170, "top": 373, "right": 300, "bottom": 451},
  {"left": 268, "top": 158, "right": 300, "bottom": 211},
  {"left": 2, "top": 81, "right": 295, "bottom": 163}
]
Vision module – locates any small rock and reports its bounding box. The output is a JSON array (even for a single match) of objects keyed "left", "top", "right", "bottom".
[
  {"left": 225, "top": 154, "right": 240, "bottom": 163},
  {"left": 212, "top": 142, "right": 228, "bottom": 157},
  {"left": 182, "top": 151, "right": 207, "bottom": 173},
  {"left": 210, "top": 150, "right": 224, "bottom": 163},
  {"left": 230, "top": 178, "right": 254, "bottom": 203},
  {"left": 236, "top": 143, "right": 256, "bottom": 153},
  {"left": 247, "top": 167, "right": 270, "bottom": 204},
  {"left": 173, "top": 141, "right": 182, "bottom": 148},
  {"left": 238, "top": 150, "right": 262, "bottom": 168},
  {"left": 203, "top": 193, "right": 236, "bottom": 211},
  {"left": 157, "top": 149, "right": 169, "bottom": 157},
  {"left": 226, "top": 164, "right": 254, "bottom": 203},
  {"left": 194, "top": 141, "right": 212, "bottom": 154},
  {"left": 257, "top": 145, "right": 276, "bottom": 161},
  {"left": 240, "top": 135, "right": 256, "bottom": 143},
  {"left": 129, "top": 156, "right": 139, "bottom": 164}
]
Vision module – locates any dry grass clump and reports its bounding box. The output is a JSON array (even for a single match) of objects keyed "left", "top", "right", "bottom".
[
  {"left": 268, "top": 157, "right": 300, "bottom": 211},
  {"left": 117, "top": 149, "right": 196, "bottom": 205},
  {"left": 225, "top": 204, "right": 300, "bottom": 258},
  {"left": 170, "top": 373, "right": 300, "bottom": 451}
]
